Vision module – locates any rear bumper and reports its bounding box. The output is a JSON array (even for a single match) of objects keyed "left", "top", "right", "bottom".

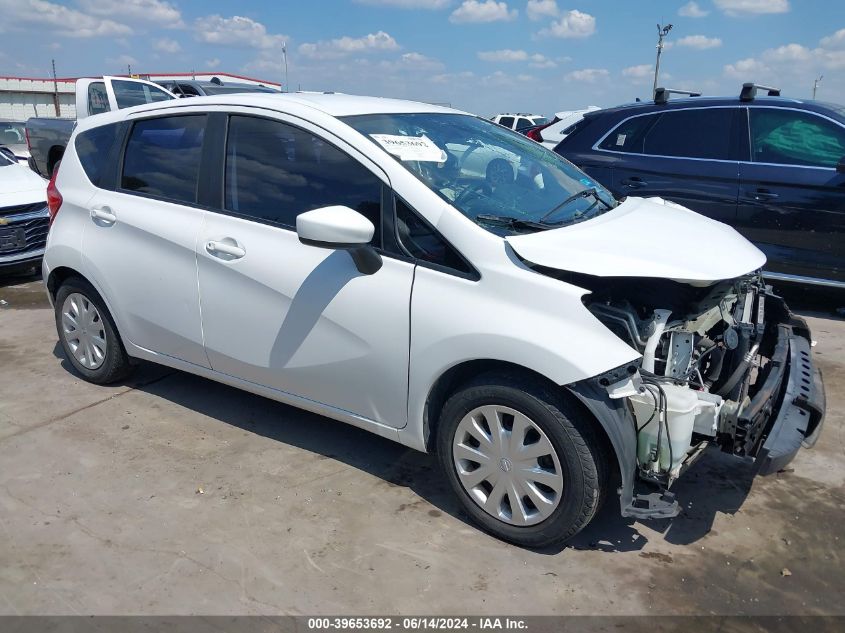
[{"left": 755, "top": 323, "right": 826, "bottom": 475}]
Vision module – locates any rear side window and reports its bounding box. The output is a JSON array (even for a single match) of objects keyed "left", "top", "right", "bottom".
[
  {"left": 598, "top": 115, "right": 654, "bottom": 152},
  {"left": 395, "top": 198, "right": 473, "bottom": 275},
  {"left": 75, "top": 123, "right": 120, "bottom": 187},
  {"left": 498, "top": 116, "right": 515, "bottom": 129},
  {"left": 642, "top": 109, "right": 734, "bottom": 160},
  {"left": 121, "top": 115, "right": 206, "bottom": 204},
  {"left": 224, "top": 115, "right": 383, "bottom": 245},
  {"left": 87, "top": 82, "right": 110, "bottom": 116},
  {"left": 112, "top": 80, "right": 173, "bottom": 109},
  {"left": 749, "top": 108, "right": 845, "bottom": 168}
]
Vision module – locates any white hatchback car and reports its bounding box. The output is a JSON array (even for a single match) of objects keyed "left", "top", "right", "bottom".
[{"left": 43, "top": 94, "right": 824, "bottom": 547}]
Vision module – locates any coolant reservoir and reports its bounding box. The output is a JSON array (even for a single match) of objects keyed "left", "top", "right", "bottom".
[{"left": 630, "top": 384, "right": 700, "bottom": 477}]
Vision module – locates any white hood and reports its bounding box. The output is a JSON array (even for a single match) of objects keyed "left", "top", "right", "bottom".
[
  {"left": 0, "top": 162, "right": 47, "bottom": 207},
  {"left": 505, "top": 196, "right": 766, "bottom": 285}
]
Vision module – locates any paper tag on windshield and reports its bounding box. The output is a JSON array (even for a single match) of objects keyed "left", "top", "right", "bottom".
[
  {"left": 371, "top": 134, "right": 447, "bottom": 162},
  {"left": 615, "top": 134, "right": 626, "bottom": 146}
]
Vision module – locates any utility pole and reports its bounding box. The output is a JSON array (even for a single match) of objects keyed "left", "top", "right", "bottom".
[
  {"left": 653, "top": 23, "right": 673, "bottom": 99},
  {"left": 813, "top": 75, "right": 823, "bottom": 99},
  {"left": 51, "top": 58, "right": 61, "bottom": 117},
  {"left": 282, "top": 42, "right": 289, "bottom": 92}
]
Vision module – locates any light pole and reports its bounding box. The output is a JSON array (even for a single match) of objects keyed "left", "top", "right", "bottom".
[
  {"left": 282, "top": 42, "right": 289, "bottom": 93},
  {"left": 653, "top": 23, "right": 673, "bottom": 99},
  {"left": 813, "top": 75, "right": 823, "bottom": 99}
]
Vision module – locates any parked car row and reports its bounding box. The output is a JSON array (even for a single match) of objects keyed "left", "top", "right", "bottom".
[
  {"left": 40, "top": 90, "right": 824, "bottom": 547},
  {"left": 554, "top": 85, "right": 845, "bottom": 288}
]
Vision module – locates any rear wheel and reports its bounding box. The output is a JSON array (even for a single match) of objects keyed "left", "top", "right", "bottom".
[
  {"left": 437, "top": 373, "right": 607, "bottom": 547},
  {"left": 54, "top": 278, "right": 133, "bottom": 384}
]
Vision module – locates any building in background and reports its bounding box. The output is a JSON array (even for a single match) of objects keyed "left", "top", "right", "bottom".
[{"left": 0, "top": 72, "right": 281, "bottom": 121}]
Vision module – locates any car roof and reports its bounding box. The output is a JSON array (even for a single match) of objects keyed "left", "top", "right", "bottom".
[
  {"left": 127, "top": 92, "right": 469, "bottom": 118},
  {"left": 588, "top": 95, "right": 845, "bottom": 121}
]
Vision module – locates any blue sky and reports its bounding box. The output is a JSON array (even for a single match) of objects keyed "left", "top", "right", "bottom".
[{"left": 0, "top": 0, "right": 843, "bottom": 116}]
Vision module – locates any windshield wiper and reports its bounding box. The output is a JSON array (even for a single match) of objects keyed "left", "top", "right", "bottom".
[
  {"left": 539, "top": 187, "right": 613, "bottom": 224},
  {"left": 475, "top": 214, "right": 553, "bottom": 232}
]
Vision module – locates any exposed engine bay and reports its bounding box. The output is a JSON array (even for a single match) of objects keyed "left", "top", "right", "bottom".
[{"left": 557, "top": 269, "right": 807, "bottom": 489}]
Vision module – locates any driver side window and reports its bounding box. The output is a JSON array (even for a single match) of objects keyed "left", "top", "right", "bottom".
[{"left": 750, "top": 108, "right": 845, "bottom": 168}]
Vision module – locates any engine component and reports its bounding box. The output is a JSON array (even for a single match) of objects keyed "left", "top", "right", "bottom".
[
  {"left": 665, "top": 331, "right": 694, "bottom": 379},
  {"left": 642, "top": 309, "right": 671, "bottom": 373}
]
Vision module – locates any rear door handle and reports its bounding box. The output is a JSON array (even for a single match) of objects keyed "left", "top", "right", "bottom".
[
  {"left": 747, "top": 189, "right": 779, "bottom": 201},
  {"left": 621, "top": 177, "right": 647, "bottom": 188},
  {"left": 206, "top": 239, "right": 246, "bottom": 260},
  {"left": 90, "top": 206, "right": 116, "bottom": 224}
]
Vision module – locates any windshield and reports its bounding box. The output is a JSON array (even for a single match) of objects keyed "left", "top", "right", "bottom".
[
  {"left": 343, "top": 113, "right": 616, "bottom": 235},
  {"left": 0, "top": 122, "right": 25, "bottom": 145}
]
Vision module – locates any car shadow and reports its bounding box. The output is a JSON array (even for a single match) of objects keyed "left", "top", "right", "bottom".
[{"left": 52, "top": 340, "right": 761, "bottom": 555}]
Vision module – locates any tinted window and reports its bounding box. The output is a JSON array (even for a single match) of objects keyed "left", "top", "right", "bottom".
[
  {"left": 498, "top": 116, "right": 515, "bottom": 129},
  {"left": 88, "top": 82, "right": 110, "bottom": 116},
  {"left": 598, "top": 114, "right": 654, "bottom": 152},
  {"left": 112, "top": 80, "right": 173, "bottom": 109},
  {"left": 516, "top": 118, "right": 532, "bottom": 129},
  {"left": 75, "top": 123, "right": 120, "bottom": 187},
  {"left": 396, "top": 199, "right": 472, "bottom": 275},
  {"left": 225, "top": 116, "right": 382, "bottom": 244},
  {"left": 642, "top": 109, "right": 734, "bottom": 159},
  {"left": 176, "top": 84, "right": 201, "bottom": 97},
  {"left": 121, "top": 115, "right": 206, "bottom": 203},
  {"left": 750, "top": 108, "right": 845, "bottom": 168}
]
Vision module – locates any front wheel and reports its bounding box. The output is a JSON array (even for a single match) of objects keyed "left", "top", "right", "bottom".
[
  {"left": 437, "top": 374, "right": 607, "bottom": 548},
  {"left": 54, "top": 278, "right": 134, "bottom": 384}
]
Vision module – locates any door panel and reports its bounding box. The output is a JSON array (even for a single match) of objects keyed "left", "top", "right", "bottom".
[
  {"left": 612, "top": 157, "right": 739, "bottom": 225},
  {"left": 736, "top": 107, "right": 845, "bottom": 282},
  {"left": 197, "top": 214, "right": 414, "bottom": 427},
  {"left": 81, "top": 189, "right": 208, "bottom": 366},
  {"left": 737, "top": 164, "right": 845, "bottom": 281}
]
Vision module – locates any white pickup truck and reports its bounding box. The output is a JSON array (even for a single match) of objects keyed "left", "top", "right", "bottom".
[{"left": 26, "top": 76, "right": 174, "bottom": 177}]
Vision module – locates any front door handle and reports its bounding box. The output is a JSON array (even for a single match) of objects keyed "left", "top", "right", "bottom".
[
  {"left": 90, "top": 206, "right": 116, "bottom": 224},
  {"left": 621, "top": 177, "right": 647, "bottom": 188},
  {"left": 206, "top": 239, "right": 246, "bottom": 260},
  {"left": 747, "top": 189, "right": 779, "bottom": 201}
]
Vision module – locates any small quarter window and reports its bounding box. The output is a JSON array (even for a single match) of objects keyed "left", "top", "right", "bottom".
[
  {"left": 75, "top": 123, "right": 120, "bottom": 187},
  {"left": 395, "top": 198, "right": 472, "bottom": 275},
  {"left": 87, "top": 82, "right": 110, "bottom": 116}
]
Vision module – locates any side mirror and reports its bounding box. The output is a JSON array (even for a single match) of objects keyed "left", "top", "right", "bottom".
[
  {"left": 297, "top": 205, "right": 382, "bottom": 274},
  {"left": 837, "top": 157, "right": 845, "bottom": 174},
  {"left": 0, "top": 146, "right": 15, "bottom": 163}
]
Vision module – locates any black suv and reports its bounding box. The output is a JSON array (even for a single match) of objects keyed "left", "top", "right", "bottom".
[{"left": 555, "top": 84, "right": 845, "bottom": 287}]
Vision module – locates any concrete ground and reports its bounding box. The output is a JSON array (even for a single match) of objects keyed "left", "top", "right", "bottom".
[{"left": 0, "top": 272, "right": 843, "bottom": 616}]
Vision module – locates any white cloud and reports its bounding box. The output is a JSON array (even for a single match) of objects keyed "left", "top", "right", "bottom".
[
  {"left": 477, "top": 48, "right": 556, "bottom": 67},
  {"left": 565, "top": 68, "right": 609, "bottom": 83},
  {"left": 354, "top": 0, "right": 451, "bottom": 7},
  {"left": 526, "top": 0, "right": 558, "bottom": 21},
  {"left": 622, "top": 64, "right": 653, "bottom": 78},
  {"left": 79, "top": 0, "right": 183, "bottom": 27},
  {"left": 299, "top": 31, "right": 400, "bottom": 59},
  {"left": 820, "top": 28, "right": 845, "bottom": 49},
  {"left": 678, "top": 1, "right": 709, "bottom": 17},
  {"left": 153, "top": 38, "right": 181, "bottom": 54},
  {"left": 763, "top": 43, "right": 812, "bottom": 62},
  {"left": 714, "top": 0, "right": 789, "bottom": 16},
  {"left": 538, "top": 9, "right": 596, "bottom": 39},
  {"left": 723, "top": 56, "right": 770, "bottom": 78},
  {"left": 0, "top": 0, "right": 132, "bottom": 38},
  {"left": 676, "top": 35, "right": 723, "bottom": 49},
  {"left": 431, "top": 70, "right": 475, "bottom": 84},
  {"left": 449, "top": 1, "right": 517, "bottom": 24},
  {"left": 205, "top": 58, "right": 221, "bottom": 69},
  {"left": 394, "top": 52, "right": 444, "bottom": 70},
  {"left": 194, "top": 15, "right": 287, "bottom": 50}
]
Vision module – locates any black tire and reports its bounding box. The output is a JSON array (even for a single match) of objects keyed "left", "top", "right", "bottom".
[
  {"left": 54, "top": 277, "right": 133, "bottom": 384},
  {"left": 437, "top": 372, "right": 608, "bottom": 548}
]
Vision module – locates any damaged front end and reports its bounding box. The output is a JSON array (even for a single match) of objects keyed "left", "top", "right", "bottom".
[{"left": 560, "top": 270, "right": 825, "bottom": 520}]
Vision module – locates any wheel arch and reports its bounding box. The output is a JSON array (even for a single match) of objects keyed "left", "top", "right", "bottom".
[{"left": 422, "top": 359, "right": 622, "bottom": 489}]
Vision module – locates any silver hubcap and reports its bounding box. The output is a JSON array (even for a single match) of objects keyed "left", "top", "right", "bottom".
[
  {"left": 61, "top": 293, "right": 107, "bottom": 370},
  {"left": 452, "top": 405, "right": 564, "bottom": 526}
]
